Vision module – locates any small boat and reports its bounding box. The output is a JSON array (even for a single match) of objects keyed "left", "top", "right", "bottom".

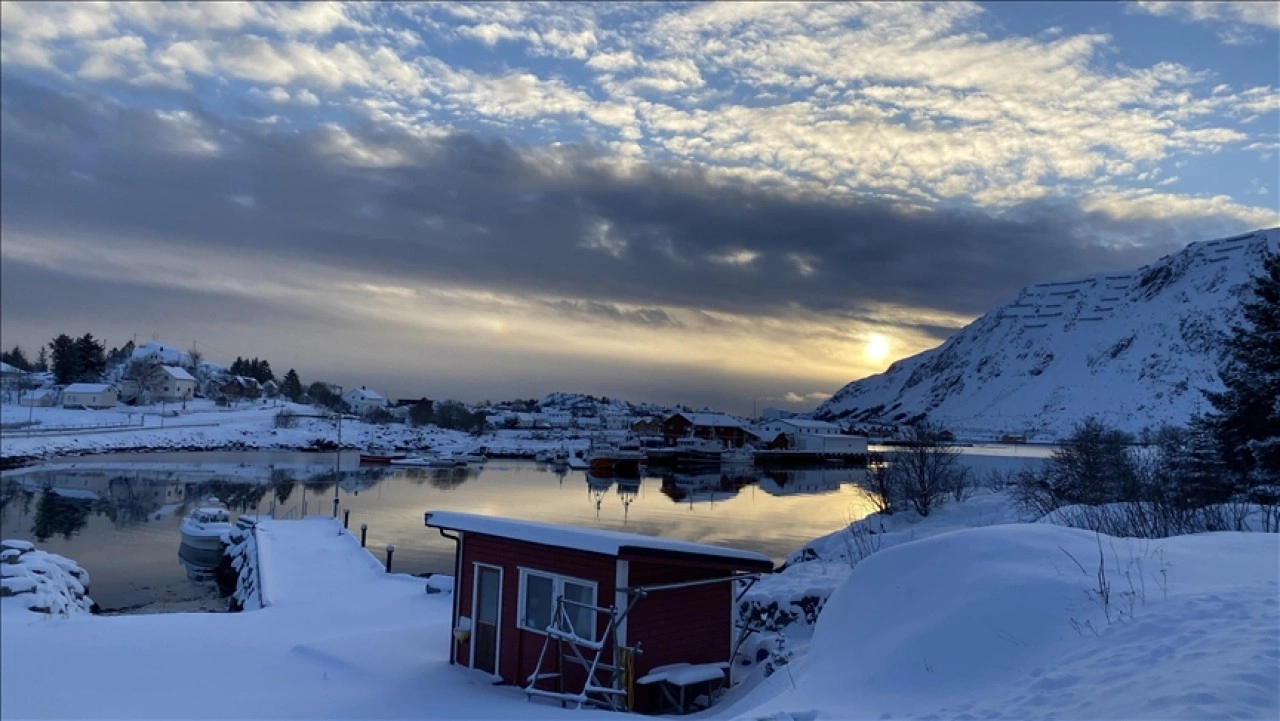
[
  {"left": 721, "top": 446, "right": 755, "bottom": 465},
  {"left": 389, "top": 456, "right": 436, "bottom": 467},
  {"left": 180, "top": 507, "right": 234, "bottom": 551},
  {"left": 534, "top": 451, "right": 552, "bottom": 463},
  {"left": 566, "top": 455, "right": 589, "bottom": 470},
  {"left": 455, "top": 451, "right": 488, "bottom": 465},
  {"left": 675, "top": 436, "right": 725, "bottom": 466},
  {"left": 359, "top": 448, "right": 408, "bottom": 464}
]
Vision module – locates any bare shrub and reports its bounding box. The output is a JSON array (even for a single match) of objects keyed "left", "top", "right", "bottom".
[
  {"left": 885, "top": 421, "right": 967, "bottom": 517},
  {"left": 274, "top": 409, "right": 297, "bottom": 429}
]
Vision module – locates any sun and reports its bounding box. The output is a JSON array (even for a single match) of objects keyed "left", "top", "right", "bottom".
[{"left": 865, "top": 333, "right": 890, "bottom": 363}]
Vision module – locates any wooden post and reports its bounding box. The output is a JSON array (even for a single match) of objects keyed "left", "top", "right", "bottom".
[
  {"left": 360, "top": 523, "right": 368, "bottom": 547},
  {"left": 343, "top": 508, "right": 350, "bottom": 529},
  {"left": 385, "top": 544, "right": 395, "bottom": 573}
]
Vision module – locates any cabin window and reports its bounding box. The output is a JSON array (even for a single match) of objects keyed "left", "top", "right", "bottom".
[{"left": 518, "top": 569, "right": 597, "bottom": 639}]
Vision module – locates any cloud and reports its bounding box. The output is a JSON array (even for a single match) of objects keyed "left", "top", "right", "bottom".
[{"left": 1132, "top": 2, "right": 1280, "bottom": 30}]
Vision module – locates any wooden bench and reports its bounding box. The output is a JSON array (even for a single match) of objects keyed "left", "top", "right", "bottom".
[{"left": 635, "top": 662, "right": 730, "bottom": 714}]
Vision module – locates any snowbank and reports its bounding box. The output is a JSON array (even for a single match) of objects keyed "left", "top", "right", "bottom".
[
  {"left": 1, "top": 539, "right": 95, "bottom": 616},
  {"left": 722, "top": 524, "right": 1280, "bottom": 720}
]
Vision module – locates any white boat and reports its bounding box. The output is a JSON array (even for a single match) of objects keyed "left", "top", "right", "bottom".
[
  {"left": 455, "top": 451, "right": 488, "bottom": 465},
  {"left": 721, "top": 446, "right": 755, "bottom": 465},
  {"left": 534, "top": 450, "right": 552, "bottom": 463},
  {"left": 566, "top": 455, "right": 589, "bottom": 470},
  {"left": 675, "top": 436, "right": 725, "bottom": 465},
  {"left": 179, "top": 507, "right": 234, "bottom": 551},
  {"left": 389, "top": 456, "right": 436, "bottom": 467}
]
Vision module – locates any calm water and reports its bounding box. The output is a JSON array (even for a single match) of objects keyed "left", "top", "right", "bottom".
[{"left": 0, "top": 447, "right": 1048, "bottom": 611}]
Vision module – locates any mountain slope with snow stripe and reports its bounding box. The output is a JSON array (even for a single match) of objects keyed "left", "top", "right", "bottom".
[{"left": 816, "top": 228, "right": 1279, "bottom": 439}]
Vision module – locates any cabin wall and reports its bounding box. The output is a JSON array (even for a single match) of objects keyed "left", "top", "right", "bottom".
[
  {"left": 455, "top": 533, "right": 617, "bottom": 692},
  {"left": 625, "top": 559, "right": 736, "bottom": 713}
]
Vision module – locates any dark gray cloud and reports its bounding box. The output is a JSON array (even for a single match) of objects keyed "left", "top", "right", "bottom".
[{"left": 3, "top": 73, "right": 1260, "bottom": 330}]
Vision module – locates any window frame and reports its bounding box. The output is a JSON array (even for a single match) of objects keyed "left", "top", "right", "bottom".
[{"left": 516, "top": 567, "right": 598, "bottom": 639}]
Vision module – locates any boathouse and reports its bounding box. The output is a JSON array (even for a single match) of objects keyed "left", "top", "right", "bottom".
[
  {"left": 424, "top": 510, "right": 773, "bottom": 713},
  {"left": 660, "top": 413, "right": 752, "bottom": 448}
]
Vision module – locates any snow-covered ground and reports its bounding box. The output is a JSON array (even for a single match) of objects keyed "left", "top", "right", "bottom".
[
  {"left": 1, "top": 399, "right": 587, "bottom": 462},
  {"left": 3, "top": 490, "right": 1276, "bottom": 720}
]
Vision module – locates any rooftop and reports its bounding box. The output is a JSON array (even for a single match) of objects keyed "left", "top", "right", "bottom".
[{"left": 425, "top": 510, "right": 773, "bottom": 570}]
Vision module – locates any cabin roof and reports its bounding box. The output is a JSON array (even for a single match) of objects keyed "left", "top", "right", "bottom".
[
  {"left": 425, "top": 510, "right": 773, "bottom": 570},
  {"left": 669, "top": 412, "right": 748, "bottom": 428},
  {"left": 63, "top": 383, "right": 113, "bottom": 393},
  {"left": 159, "top": 365, "right": 196, "bottom": 381}
]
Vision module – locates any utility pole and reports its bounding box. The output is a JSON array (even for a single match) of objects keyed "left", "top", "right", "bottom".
[{"left": 333, "top": 384, "right": 343, "bottom": 518}]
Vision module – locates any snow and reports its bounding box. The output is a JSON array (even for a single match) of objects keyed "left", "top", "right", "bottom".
[
  {"left": 159, "top": 365, "right": 196, "bottom": 381},
  {"left": 61, "top": 382, "right": 113, "bottom": 394},
  {"left": 2, "top": 495, "right": 1276, "bottom": 719},
  {"left": 425, "top": 510, "right": 774, "bottom": 567},
  {"left": 0, "top": 398, "right": 594, "bottom": 462},
  {"left": 719, "top": 525, "right": 1279, "bottom": 721},
  {"left": 819, "top": 227, "right": 1280, "bottom": 439},
  {"left": 1, "top": 542, "right": 94, "bottom": 616},
  {"left": 637, "top": 662, "right": 729, "bottom": 686}
]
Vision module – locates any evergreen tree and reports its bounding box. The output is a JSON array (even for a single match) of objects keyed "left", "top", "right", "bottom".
[
  {"left": 1204, "top": 249, "right": 1280, "bottom": 488},
  {"left": 48, "top": 334, "right": 78, "bottom": 384},
  {"left": 1, "top": 345, "right": 30, "bottom": 371},
  {"left": 281, "top": 369, "right": 304, "bottom": 402},
  {"left": 73, "top": 334, "right": 107, "bottom": 382},
  {"left": 35, "top": 346, "right": 48, "bottom": 373}
]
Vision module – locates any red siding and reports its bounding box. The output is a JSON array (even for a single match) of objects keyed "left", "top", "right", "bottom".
[{"left": 456, "top": 532, "right": 617, "bottom": 691}]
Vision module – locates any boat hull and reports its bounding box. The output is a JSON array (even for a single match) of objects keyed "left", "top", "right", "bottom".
[{"left": 359, "top": 453, "right": 406, "bottom": 465}]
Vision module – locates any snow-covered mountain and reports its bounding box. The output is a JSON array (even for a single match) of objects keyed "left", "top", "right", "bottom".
[{"left": 816, "top": 228, "right": 1279, "bottom": 440}]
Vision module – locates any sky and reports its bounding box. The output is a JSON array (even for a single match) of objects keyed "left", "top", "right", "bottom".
[{"left": 1, "top": 1, "right": 1277, "bottom": 415}]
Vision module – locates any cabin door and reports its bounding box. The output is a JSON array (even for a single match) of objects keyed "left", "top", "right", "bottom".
[{"left": 471, "top": 564, "right": 502, "bottom": 675}]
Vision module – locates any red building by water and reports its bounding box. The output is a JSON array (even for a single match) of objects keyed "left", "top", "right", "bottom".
[{"left": 424, "top": 510, "right": 773, "bottom": 713}]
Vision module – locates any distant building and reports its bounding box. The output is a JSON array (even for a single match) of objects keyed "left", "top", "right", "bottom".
[
  {"left": 660, "top": 412, "right": 752, "bottom": 448},
  {"left": 19, "top": 389, "right": 55, "bottom": 407},
  {"left": 343, "top": 387, "right": 387, "bottom": 416},
  {"left": 146, "top": 365, "right": 197, "bottom": 403},
  {"left": 62, "top": 383, "right": 118, "bottom": 409},
  {"left": 130, "top": 342, "right": 191, "bottom": 367}
]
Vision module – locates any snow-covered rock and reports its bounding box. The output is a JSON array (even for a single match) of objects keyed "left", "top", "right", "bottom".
[
  {"left": 0, "top": 540, "right": 94, "bottom": 616},
  {"left": 817, "top": 227, "right": 1279, "bottom": 439}
]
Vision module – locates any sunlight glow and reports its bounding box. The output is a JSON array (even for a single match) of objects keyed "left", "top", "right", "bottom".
[{"left": 865, "top": 333, "right": 890, "bottom": 363}]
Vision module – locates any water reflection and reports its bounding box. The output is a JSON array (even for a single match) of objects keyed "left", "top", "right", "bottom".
[
  {"left": 177, "top": 542, "right": 224, "bottom": 584},
  {"left": 5, "top": 451, "right": 1047, "bottom": 609}
]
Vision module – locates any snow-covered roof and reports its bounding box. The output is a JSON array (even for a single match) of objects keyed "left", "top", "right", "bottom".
[
  {"left": 345, "top": 387, "right": 385, "bottom": 401},
  {"left": 159, "top": 366, "right": 196, "bottom": 381},
  {"left": 132, "top": 343, "right": 189, "bottom": 365},
  {"left": 672, "top": 412, "right": 748, "bottom": 428},
  {"left": 766, "top": 418, "right": 842, "bottom": 431},
  {"left": 0, "top": 361, "right": 20, "bottom": 374},
  {"left": 425, "top": 510, "right": 773, "bottom": 569},
  {"left": 63, "top": 383, "right": 113, "bottom": 394}
]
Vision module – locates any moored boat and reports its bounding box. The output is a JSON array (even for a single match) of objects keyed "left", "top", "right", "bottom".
[
  {"left": 179, "top": 507, "right": 234, "bottom": 551},
  {"left": 359, "top": 448, "right": 408, "bottom": 464}
]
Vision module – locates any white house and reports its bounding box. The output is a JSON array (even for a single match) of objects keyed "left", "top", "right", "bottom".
[
  {"left": 62, "top": 383, "right": 119, "bottom": 409},
  {"left": 755, "top": 418, "right": 844, "bottom": 436},
  {"left": 19, "top": 389, "right": 55, "bottom": 407},
  {"left": 343, "top": 387, "right": 387, "bottom": 416},
  {"left": 752, "top": 418, "right": 868, "bottom": 454},
  {"left": 131, "top": 342, "right": 191, "bottom": 367},
  {"left": 147, "top": 365, "right": 197, "bottom": 402}
]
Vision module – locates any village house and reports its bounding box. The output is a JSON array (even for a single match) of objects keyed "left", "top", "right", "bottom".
[
  {"left": 342, "top": 387, "right": 387, "bottom": 416},
  {"left": 62, "top": 383, "right": 118, "bottom": 409},
  {"left": 18, "top": 389, "right": 55, "bottom": 407},
  {"left": 660, "top": 412, "right": 752, "bottom": 448},
  {"left": 144, "top": 365, "right": 197, "bottom": 403},
  {"left": 752, "top": 418, "right": 868, "bottom": 454},
  {"left": 424, "top": 511, "right": 773, "bottom": 714},
  {"left": 215, "top": 375, "right": 262, "bottom": 402}
]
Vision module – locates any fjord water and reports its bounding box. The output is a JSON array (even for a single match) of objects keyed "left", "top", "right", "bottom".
[{"left": 0, "top": 447, "right": 1048, "bottom": 610}]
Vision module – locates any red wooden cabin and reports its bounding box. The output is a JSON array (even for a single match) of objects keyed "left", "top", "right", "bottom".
[{"left": 424, "top": 510, "right": 773, "bottom": 713}]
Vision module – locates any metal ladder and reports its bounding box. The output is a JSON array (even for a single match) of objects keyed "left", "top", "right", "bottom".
[{"left": 524, "top": 596, "right": 634, "bottom": 711}]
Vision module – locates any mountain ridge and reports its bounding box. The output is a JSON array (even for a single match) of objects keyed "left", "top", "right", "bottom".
[{"left": 815, "top": 227, "right": 1280, "bottom": 439}]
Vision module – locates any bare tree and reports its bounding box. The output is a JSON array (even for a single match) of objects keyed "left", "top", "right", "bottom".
[{"left": 887, "top": 421, "right": 968, "bottom": 517}]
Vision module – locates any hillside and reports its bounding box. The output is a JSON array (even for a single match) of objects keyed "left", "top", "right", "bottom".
[{"left": 816, "top": 228, "right": 1279, "bottom": 439}]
